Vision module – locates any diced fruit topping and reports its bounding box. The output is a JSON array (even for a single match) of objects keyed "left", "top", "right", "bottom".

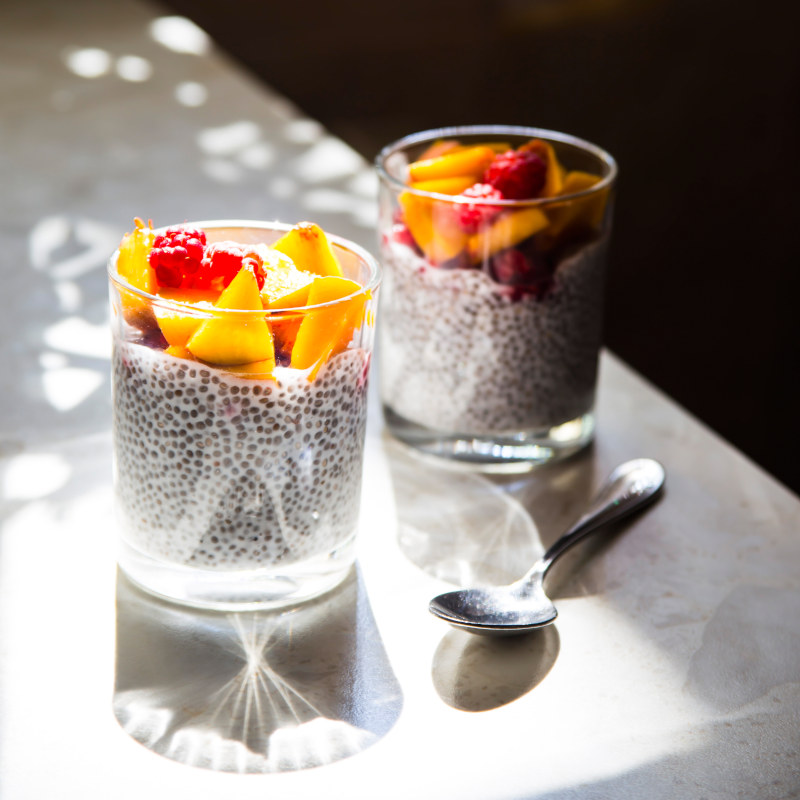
[
  {"left": 148, "top": 226, "right": 207, "bottom": 289},
  {"left": 408, "top": 146, "right": 495, "bottom": 184},
  {"left": 291, "top": 277, "right": 366, "bottom": 379},
  {"left": 186, "top": 267, "right": 275, "bottom": 367},
  {"left": 272, "top": 222, "right": 343, "bottom": 277},
  {"left": 116, "top": 219, "right": 373, "bottom": 378},
  {"left": 394, "top": 136, "right": 608, "bottom": 291},
  {"left": 482, "top": 149, "right": 547, "bottom": 200},
  {"left": 260, "top": 260, "right": 314, "bottom": 309},
  {"left": 456, "top": 183, "right": 505, "bottom": 233}
]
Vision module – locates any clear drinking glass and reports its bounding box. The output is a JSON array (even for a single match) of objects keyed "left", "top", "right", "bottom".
[
  {"left": 376, "top": 125, "right": 617, "bottom": 468},
  {"left": 109, "top": 220, "right": 380, "bottom": 610}
]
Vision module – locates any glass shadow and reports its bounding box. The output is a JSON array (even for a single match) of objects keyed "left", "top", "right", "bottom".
[
  {"left": 113, "top": 565, "right": 402, "bottom": 773},
  {"left": 384, "top": 435, "right": 597, "bottom": 589}
]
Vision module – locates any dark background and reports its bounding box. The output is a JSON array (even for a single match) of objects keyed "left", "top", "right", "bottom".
[{"left": 165, "top": 0, "right": 800, "bottom": 493}]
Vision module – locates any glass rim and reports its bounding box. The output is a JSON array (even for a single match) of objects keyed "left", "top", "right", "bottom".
[
  {"left": 375, "top": 124, "right": 618, "bottom": 206},
  {"left": 108, "top": 219, "right": 382, "bottom": 315}
]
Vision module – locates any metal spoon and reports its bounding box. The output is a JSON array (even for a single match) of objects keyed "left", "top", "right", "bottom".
[{"left": 428, "top": 458, "right": 666, "bottom": 635}]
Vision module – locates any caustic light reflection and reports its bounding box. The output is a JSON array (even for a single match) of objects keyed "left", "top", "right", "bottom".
[{"left": 115, "top": 613, "right": 377, "bottom": 773}]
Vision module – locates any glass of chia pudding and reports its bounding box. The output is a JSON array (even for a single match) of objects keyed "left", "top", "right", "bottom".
[
  {"left": 108, "top": 219, "right": 380, "bottom": 610},
  {"left": 376, "top": 125, "right": 617, "bottom": 468}
]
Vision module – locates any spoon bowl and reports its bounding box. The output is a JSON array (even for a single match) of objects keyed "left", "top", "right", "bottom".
[{"left": 429, "top": 458, "right": 666, "bottom": 635}]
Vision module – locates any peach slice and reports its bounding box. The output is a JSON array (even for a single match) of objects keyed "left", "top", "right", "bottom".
[
  {"left": 519, "top": 139, "right": 566, "bottom": 197},
  {"left": 291, "top": 276, "right": 366, "bottom": 379},
  {"left": 153, "top": 289, "right": 220, "bottom": 348},
  {"left": 468, "top": 207, "right": 550, "bottom": 263},
  {"left": 187, "top": 268, "right": 275, "bottom": 367},
  {"left": 408, "top": 146, "right": 495, "bottom": 183},
  {"left": 272, "top": 222, "right": 343, "bottom": 277},
  {"left": 399, "top": 192, "right": 468, "bottom": 264}
]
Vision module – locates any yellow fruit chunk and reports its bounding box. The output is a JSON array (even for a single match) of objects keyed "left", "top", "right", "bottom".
[
  {"left": 520, "top": 139, "right": 566, "bottom": 197},
  {"left": 408, "top": 146, "right": 495, "bottom": 183},
  {"left": 187, "top": 268, "right": 275, "bottom": 366},
  {"left": 399, "top": 192, "right": 468, "bottom": 264},
  {"left": 116, "top": 218, "right": 156, "bottom": 323},
  {"left": 410, "top": 176, "right": 476, "bottom": 195},
  {"left": 272, "top": 222, "right": 343, "bottom": 277},
  {"left": 291, "top": 276, "right": 366, "bottom": 379},
  {"left": 468, "top": 207, "right": 550, "bottom": 262},
  {"left": 153, "top": 289, "right": 220, "bottom": 347},
  {"left": 541, "top": 171, "right": 608, "bottom": 244},
  {"left": 117, "top": 218, "right": 156, "bottom": 292},
  {"left": 417, "top": 140, "right": 508, "bottom": 160},
  {"left": 165, "top": 345, "right": 195, "bottom": 360},
  {"left": 260, "top": 261, "right": 316, "bottom": 354},
  {"left": 260, "top": 263, "right": 314, "bottom": 310}
]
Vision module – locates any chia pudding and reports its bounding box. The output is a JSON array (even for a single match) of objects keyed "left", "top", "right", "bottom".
[
  {"left": 376, "top": 126, "right": 616, "bottom": 463},
  {"left": 109, "top": 219, "right": 379, "bottom": 608},
  {"left": 379, "top": 233, "right": 607, "bottom": 435},
  {"left": 112, "top": 343, "right": 369, "bottom": 569}
]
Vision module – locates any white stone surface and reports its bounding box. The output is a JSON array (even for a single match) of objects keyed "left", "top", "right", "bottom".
[{"left": 2, "top": 1, "right": 800, "bottom": 798}]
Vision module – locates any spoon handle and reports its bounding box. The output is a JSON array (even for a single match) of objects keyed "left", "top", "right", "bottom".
[{"left": 534, "top": 458, "right": 666, "bottom": 580}]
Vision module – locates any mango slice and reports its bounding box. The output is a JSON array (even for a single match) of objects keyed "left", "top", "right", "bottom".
[
  {"left": 291, "top": 276, "right": 366, "bottom": 379},
  {"left": 116, "top": 218, "right": 156, "bottom": 323},
  {"left": 165, "top": 345, "right": 195, "bottom": 360},
  {"left": 399, "top": 192, "right": 468, "bottom": 264},
  {"left": 117, "top": 218, "right": 156, "bottom": 292},
  {"left": 468, "top": 207, "right": 550, "bottom": 262},
  {"left": 187, "top": 267, "right": 275, "bottom": 367},
  {"left": 520, "top": 139, "right": 566, "bottom": 197},
  {"left": 408, "top": 146, "right": 495, "bottom": 183},
  {"left": 272, "top": 222, "right": 343, "bottom": 277},
  {"left": 260, "top": 263, "right": 314, "bottom": 310},
  {"left": 260, "top": 262, "right": 316, "bottom": 353},
  {"left": 409, "top": 176, "right": 476, "bottom": 195},
  {"left": 540, "top": 171, "right": 608, "bottom": 245},
  {"left": 153, "top": 288, "right": 219, "bottom": 347}
]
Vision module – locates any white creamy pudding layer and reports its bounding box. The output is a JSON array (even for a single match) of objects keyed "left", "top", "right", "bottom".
[{"left": 379, "top": 237, "right": 607, "bottom": 435}]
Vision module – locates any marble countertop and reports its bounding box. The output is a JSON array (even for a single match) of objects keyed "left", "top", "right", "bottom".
[{"left": 2, "top": 1, "right": 799, "bottom": 798}]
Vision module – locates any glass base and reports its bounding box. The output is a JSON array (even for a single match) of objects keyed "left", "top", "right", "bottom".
[
  {"left": 383, "top": 405, "right": 595, "bottom": 472},
  {"left": 117, "top": 535, "right": 357, "bottom": 611}
]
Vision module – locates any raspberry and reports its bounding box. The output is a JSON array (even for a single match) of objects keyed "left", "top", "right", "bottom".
[
  {"left": 389, "top": 222, "right": 420, "bottom": 251},
  {"left": 456, "top": 183, "right": 504, "bottom": 233},
  {"left": 489, "top": 247, "right": 552, "bottom": 298},
  {"left": 483, "top": 149, "right": 547, "bottom": 200},
  {"left": 149, "top": 225, "right": 207, "bottom": 289},
  {"left": 199, "top": 243, "right": 266, "bottom": 291}
]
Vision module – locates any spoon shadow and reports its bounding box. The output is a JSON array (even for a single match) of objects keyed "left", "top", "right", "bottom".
[
  {"left": 432, "top": 625, "right": 560, "bottom": 712},
  {"left": 113, "top": 564, "right": 402, "bottom": 773}
]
